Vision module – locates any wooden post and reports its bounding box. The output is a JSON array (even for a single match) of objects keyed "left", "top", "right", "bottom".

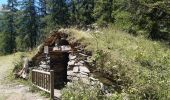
[
  {"left": 50, "top": 70, "right": 54, "bottom": 100},
  {"left": 31, "top": 71, "right": 33, "bottom": 84}
]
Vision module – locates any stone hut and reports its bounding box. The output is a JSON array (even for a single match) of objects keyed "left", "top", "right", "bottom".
[
  {"left": 31, "top": 31, "right": 71, "bottom": 87},
  {"left": 31, "top": 30, "right": 92, "bottom": 88}
]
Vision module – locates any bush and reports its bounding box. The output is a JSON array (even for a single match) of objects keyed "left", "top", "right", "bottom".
[
  {"left": 114, "top": 11, "right": 133, "bottom": 31},
  {"left": 12, "top": 54, "right": 25, "bottom": 73},
  {"left": 61, "top": 80, "right": 125, "bottom": 100},
  {"left": 68, "top": 28, "right": 170, "bottom": 99},
  {"left": 61, "top": 81, "right": 104, "bottom": 100}
]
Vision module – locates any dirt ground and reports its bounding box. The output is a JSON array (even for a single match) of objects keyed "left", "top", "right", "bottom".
[{"left": 0, "top": 53, "right": 49, "bottom": 100}]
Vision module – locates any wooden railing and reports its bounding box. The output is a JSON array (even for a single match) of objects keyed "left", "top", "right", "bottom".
[{"left": 32, "top": 69, "right": 54, "bottom": 99}]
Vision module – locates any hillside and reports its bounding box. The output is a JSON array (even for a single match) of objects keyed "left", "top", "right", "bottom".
[
  {"left": 60, "top": 28, "right": 170, "bottom": 99},
  {"left": 0, "top": 27, "right": 169, "bottom": 100},
  {"left": 0, "top": 0, "right": 169, "bottom": 99}
]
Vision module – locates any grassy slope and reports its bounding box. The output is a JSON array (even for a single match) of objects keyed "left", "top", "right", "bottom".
[
  {"left": 66, "top": 27, "right": 170, "bottom": 99},
  {"left": 0, "top": 53, "right": 22, "bottom": 82},
  {"left": 0, "top": 52, "right": 33, "bottom": 83}
]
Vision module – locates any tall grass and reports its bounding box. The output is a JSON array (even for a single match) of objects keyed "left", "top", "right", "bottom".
[{"left": 65, "top": 27, "right": 170, "bottom": 99}]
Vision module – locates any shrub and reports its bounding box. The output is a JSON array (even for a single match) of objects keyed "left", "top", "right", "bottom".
[
  {"left": 61, "top": 81, "right": 104, "bottom": 100},
  {"left": 114, "top": 11, "right": 133, "bottom": 31}
]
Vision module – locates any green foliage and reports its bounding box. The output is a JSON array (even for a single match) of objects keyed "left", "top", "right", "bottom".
[
  {"left": 48, "top": 0, "right": 69, "bottom": 26},
  {"left": 0, "top": 0, "right": 17, "bottom": 54},
  {"left": 93, "top": 0, "right": 114, "bottom": 26},
  {"left": 0, "top": 0, "right": 170, "bottom": 54},
  {"left": 114, "top": 11, "right": 132, "bottom": 30},
  {"left": 61, "top": 81, "right": 103, "bottom": 100},
  {"left": 61, "top": 80, "right": 124, "bottom": 100},
  {"left": 68, "top": 0, "right": 94, "bottom": 26},
  {"left": 18, "top": 0, "right": 38, "bottom": 49},
  {"left": 68, "top": 28, "right": 170, "bottom": 100},
  {"left": 12, "top": 55, "right": 23, "bottom": 74}
]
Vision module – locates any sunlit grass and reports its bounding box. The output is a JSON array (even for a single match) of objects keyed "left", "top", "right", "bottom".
[{"left": 64, "top": 27, "right": 170, "bottom": 99}]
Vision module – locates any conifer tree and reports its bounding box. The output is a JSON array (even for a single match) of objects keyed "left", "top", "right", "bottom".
[
  {"left": 93, "top": 0, "right": 114, "bottom": 26},
  {"left": 0, "top": 0, "right": 17, "bottom": 53},
  {"left": 49, "top": 0, "right": 69, "bottom": 26},
  {"left": 17, "top": 0, "right": 38, "bottom": 49}
]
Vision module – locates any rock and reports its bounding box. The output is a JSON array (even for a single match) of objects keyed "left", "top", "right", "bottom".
[
  {"left": 73, "top": 67, "right": 79, "bottom": 73},
  {"left": 67, "top": 82, "right": 73, "bottom": 86},
  {"left": 79, "top": 53, "right": 88, "bottom": 57},
  {"left": 79, "top": 71, "right": 89, "bottom": 76},
  {"left": 75, "top": 62, "right": 83, "bottom": 66},
  {"left": 72, "top": 77, "right": 79, "bottom": 81},
  {"left": 67, "top": 71, "right": 75, "bottom": 76},
  {"left": 53, "top": 45, "right": 72, "bottom": 52},
  {"left": 79, "top": 66, "right": 90, "bottom": 73},
  {"left": 53, "top": 46, "right": 60, "bottom": 51},
  {"left": 40, "top": 61, "right": 45, "bottom": 65},
  {"left": 61, "top": 45, "right": 72, "bottom": 51},
  {"left": 68, "top": 60, "right": 75, "bottom": 66},
  {"left": 79, "top": 60, "right": 85, "bottom": 64},
  {"left": 69, "top": 55, "right": 76, "bottom": 60},
  {"left": 77, "top": 73, "right": 88, "bottom": 78},
  {"left": 39, "top": 64, "right": 50, "bottom": 69},
  {"left": 89, "top": 77, "right": 98, "bottom": 81}
]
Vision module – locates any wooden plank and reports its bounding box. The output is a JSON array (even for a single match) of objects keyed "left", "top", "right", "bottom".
[
  {"left": 35, "top": 71, "right": 37, "bottom": 85},
  {"left": 50, "top": 70, "right": 54, "bottom": 99},
  {"left": 44, "top": 74, "right": 47, "bottom": 89},
  {"left": 40, "top": 73, "right": 42, "bottom": 87},
  {"left": 37, "top": 72, "right": 40, "bottom": 86},
  {"left": 31, "top": 69, "right": 54, "bottom": 99},
  {"left": 32, "top": 69, "right": 50, "bottom": 75},
  {"left": 42, "top": 73, "right": 45, "bottom": 89},
  {"left": 31, "top": 71, "right": 34, "bottom": 84},
  {"left": 48, "top": 75, "right": 50, "bottom": 91}
]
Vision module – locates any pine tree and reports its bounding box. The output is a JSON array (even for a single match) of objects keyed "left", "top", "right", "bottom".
[
  {"left": 0, "top": 0, "right": 17, "bottom": 53},
  {"left": 38, "top": 0, "right": 47, "bottom": 16},
  {"left": 17, "top": 0, "right": 38, "bottom": 49},
  {"left": 69, "top": 0, "right": 94, "bottom": 25},
  {"left": 49, "top": 0, "right": 69, "bottom": 26},
  {"left": 79, "top": 0, "right": 95, "bottom": 25},
  {"left": 93, "top": 0, "right": 114, "bottom": 26}
]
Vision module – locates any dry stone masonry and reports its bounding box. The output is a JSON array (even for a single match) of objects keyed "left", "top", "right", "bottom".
[{"left": 24, "top": 29, "right": 104, "bottom": 89}]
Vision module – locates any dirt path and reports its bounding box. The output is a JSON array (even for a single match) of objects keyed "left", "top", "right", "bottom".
[{"left": 0, "top": 53, "right": 48, "bottom": 100}]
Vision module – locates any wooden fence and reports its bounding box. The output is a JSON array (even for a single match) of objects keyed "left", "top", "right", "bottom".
[{"left": 32, "top": 69, "right": 54, "bottom": 99}]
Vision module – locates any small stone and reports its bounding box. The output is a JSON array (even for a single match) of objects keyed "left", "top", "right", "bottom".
[
  {"left": 80, "top": 71, "right": 89, "bottom": 76},
  {"left": 69, "top": 55, "right": 76, "bottom": 60},
  {"left": 67, "top": 71, "right": 75, "bottom": 76},
  {"left": 89, "top": 77, "right": 98, "bottom": 81},
  {"left": 79, "top": 53, "right": 88, "bottom": 57},
  {"left": 67, "top": 82, "right": 73, "bottom": 86},
  {"left": 77, "top": 73, "right": 88, "bottom": 78},
  {"left": 53, "top": 46, "right": 60, "bottom": 51},
  {"left": 79, "top": 60, "right": 85, "bottom": 64},
  {"left": 79, "top": 66, "right": 90, "bottom": 73},
  {"left": 72, "top": 77, "right": 79, "bottom": 81},
  {"left": 68, "top": 60, "right": 75, "bottom": 65},
  {"left": 75, "top": 62, "right": 83, "bottom": 66},
  {"left": 73, "top": 67, "right": 79, "bottom": 73},
  {"left": 61, "top": 45, "right": 71, "bottom": 51}
]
